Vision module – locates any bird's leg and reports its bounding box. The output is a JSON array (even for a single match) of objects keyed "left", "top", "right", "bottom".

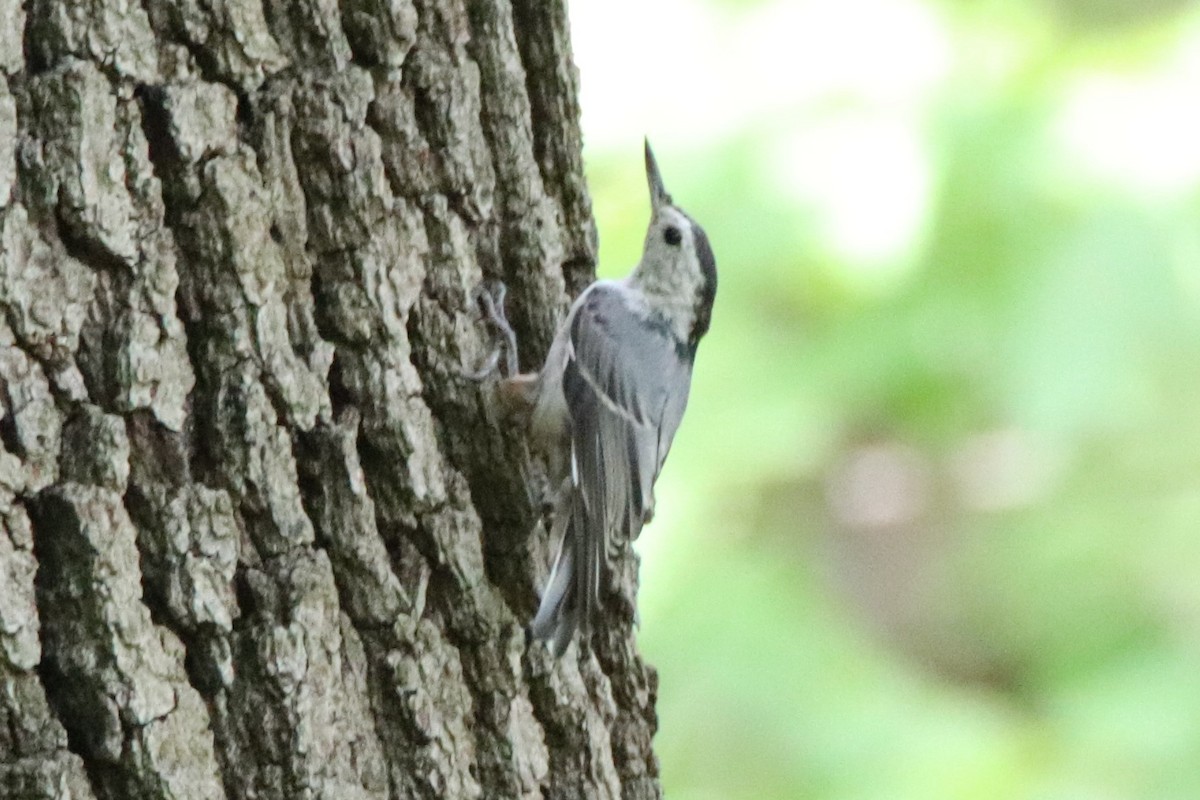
[
  {"left": 466, "top": 280, "right": 543, "bottom": 418},
  {"left": 466, "top": 280, "right": 520, "bottom": 380}
]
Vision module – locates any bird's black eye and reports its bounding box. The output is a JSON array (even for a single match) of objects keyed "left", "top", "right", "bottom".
[{"left": 663, "top": 225, "right": 682, "bottom": 246}]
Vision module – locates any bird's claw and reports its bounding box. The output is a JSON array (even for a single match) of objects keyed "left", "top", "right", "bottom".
[
  {"left": 466, "top": 279, "right": 520, "bottom": 380},
  {"left": 461, "top": 348, "right": 502, "bottom": 381}
]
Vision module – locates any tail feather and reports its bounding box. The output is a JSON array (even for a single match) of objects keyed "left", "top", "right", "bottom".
[
  {"left": 528, "top": 497, "right": 599, "bottom": 657},
  {"left": 528, "top": 509, "right": 578, "bottom": 655},
  {"left": 528, "top": 432, "right": 613, "bottom": 656}
]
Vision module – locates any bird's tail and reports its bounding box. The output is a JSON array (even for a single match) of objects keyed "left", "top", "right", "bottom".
[
  {"left": 527, "top": 497, "right": 597, "bottom": 657},
  {"left": 527, "top": 523, "right": 576, "bottom": 655}
]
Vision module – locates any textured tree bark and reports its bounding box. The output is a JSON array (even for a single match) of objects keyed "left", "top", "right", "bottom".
[{"left": 0, "top": 1, "right": 661, "bottom": 798}]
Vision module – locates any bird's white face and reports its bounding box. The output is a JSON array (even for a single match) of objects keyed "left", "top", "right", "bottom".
[
  {"left": 630, "top": 143, "right": 718, "bottom": 346},
  {"left": 638, "top": 205, "right": 702, "bottom": 292},
  {"left": 633, "top": 202, "right": 717, "bottom": 348}
]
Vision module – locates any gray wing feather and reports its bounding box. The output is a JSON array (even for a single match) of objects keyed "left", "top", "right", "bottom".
[{"left": 528, "top": 283, "right": 692, "bottom": 653}]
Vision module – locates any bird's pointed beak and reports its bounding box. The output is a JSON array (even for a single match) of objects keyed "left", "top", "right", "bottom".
[{"left": 644, "top": 138, "right": 672, "bottom": 213}]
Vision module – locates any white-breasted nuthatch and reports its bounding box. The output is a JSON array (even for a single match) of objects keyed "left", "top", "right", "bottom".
[{"left": 473, "top": 141, "right": 716, "bottom": 655}]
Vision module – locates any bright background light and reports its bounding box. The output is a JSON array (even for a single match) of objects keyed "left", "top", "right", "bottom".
[{"left": 568, "top": 0, "right": 1200, "bottom": 798}]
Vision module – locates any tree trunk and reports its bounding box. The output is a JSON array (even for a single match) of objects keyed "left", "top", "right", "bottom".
[{"left": 0, "top": 1, "right": 660, "bottom": 798}]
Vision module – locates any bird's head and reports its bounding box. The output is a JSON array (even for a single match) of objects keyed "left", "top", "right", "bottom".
[{"left": 634, "top": 140, "right": 718, "bottom": 347}]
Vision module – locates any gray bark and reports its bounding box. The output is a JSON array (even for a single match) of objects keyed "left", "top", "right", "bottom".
[{"left": 0, "top": 1, "right": 661, "bottom": 798}]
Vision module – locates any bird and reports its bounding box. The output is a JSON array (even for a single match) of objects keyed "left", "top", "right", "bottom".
[{"left": 471, "top": 140, "right": 716, "bottom": 655}]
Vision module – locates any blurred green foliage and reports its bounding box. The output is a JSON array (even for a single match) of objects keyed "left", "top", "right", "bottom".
[{"left": 572, "top": 0, "right": 1200, "bottom": 797}]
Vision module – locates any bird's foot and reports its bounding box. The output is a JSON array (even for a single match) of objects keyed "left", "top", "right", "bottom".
[{"left": 465, "top": 279, "right": 519, "bottom": 380}]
